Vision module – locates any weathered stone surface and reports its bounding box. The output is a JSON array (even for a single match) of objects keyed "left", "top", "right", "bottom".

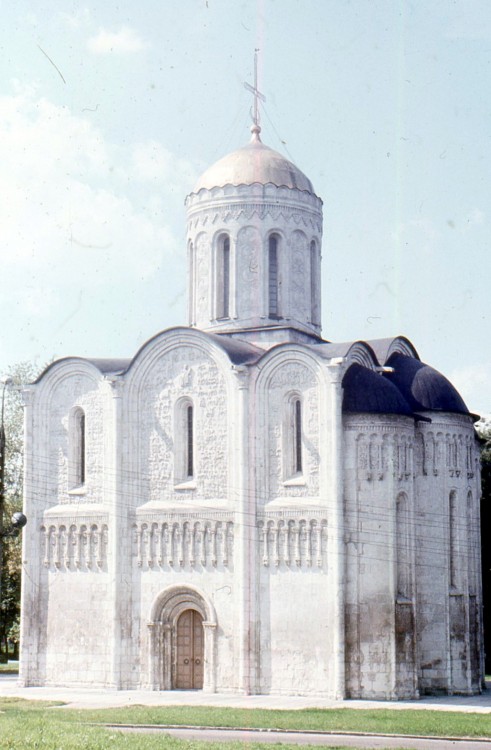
[{"left": 19, "top": 131, "right": 482, "bottom": 699}]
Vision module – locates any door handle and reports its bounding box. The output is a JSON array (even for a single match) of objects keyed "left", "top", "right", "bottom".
[
  {"left": 195, "top": 658, "right": 201, "bottom": 665},
  {"left": 183, "top": 658, "right": 189, "bottom": 665}
]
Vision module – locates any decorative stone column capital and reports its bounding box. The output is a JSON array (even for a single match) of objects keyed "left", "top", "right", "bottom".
[{"left": 104, "top": 375, "right": 125, "bottom": 398}]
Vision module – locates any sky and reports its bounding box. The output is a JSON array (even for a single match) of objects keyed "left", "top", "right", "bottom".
[{"left": 0, "top": 0, "right": 490, "bottom": 415}]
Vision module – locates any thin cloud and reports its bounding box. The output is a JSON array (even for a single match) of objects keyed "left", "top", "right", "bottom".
[
  {"left": 0, "top": 89, "right": 192, "bottom": 319},
  {"left": 87, "top": 26, "right": 149, "bottom": 55}
]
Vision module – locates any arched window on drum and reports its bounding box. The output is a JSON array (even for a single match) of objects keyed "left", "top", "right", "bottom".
[
  {"left": 216, "top": 234, "right": 231, "bottom": 319},
  {"left": 268, "top": 234, "right": 280, "bottom": 318}
]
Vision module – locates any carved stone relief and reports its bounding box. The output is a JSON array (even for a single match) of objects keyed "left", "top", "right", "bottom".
[
  {"left": 41, "top": 522, "right": 108, "bottom": 571},
  {"left": 140, "top": 346, "right": 228, "bottom": 503},
  {"left": 132, "top": 520, "right": 234, "bottom": 570},
  {"left": 236, "top": 225, "right": 261, "bottom": 319},
  {"left": 258, "top": 518, "right": 327, "bottom": 569},
  {"left": 290, "top": 230, "right": 309, "bottom": 320},
  {"left": 195, "top": 233, "right": 210, "bottom": 322},
  {"left": 356, "top": 432, "right": 413, "bottom": 481}
]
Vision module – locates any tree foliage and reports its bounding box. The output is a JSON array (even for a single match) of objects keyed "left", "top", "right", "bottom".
[
  {"left": 1, "top": 362, "right": 40, "bottom": 659},
  {"left": 475, "top": 415, "right": 491, "bottom": 671}
]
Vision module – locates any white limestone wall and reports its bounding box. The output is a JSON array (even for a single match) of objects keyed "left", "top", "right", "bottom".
[
  {"left": 20, "top": 361, "right": 113, "bottom": 687},
  {"left": 414, "top": 415, "right": 483, "bottom": 695},
  {"left": 186, "top": 184, "right": 323, "bottom": 337},
  {"left": 258, "top": 532, "right": 331, "bottom": 694},
  {"left": 252, "top": 350, "right": 342, "bottom": 696},
  {"left": 43, "top": 569, "right": 112, "bottom": 685},
  {"left": 343, "top": 413, "right": 418, "bottom": 700}
]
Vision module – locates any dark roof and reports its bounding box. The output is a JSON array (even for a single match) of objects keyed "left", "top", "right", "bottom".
[
  {"left": 384, "top": 353, "right": 470, "bottom": 416},
  {"left": 35, "top": 357, "right": 131, "bottom": 383},
  {"left": 364, "top": 336, "right": 419, "bottom": 364},
  {"left": 205, "top": 332, "right": 264, "bottom": 364},
  {"left": 342, "top": 363, "right": 413, "bottom": 417}
]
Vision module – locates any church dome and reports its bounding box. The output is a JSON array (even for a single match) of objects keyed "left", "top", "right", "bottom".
[
  {"left": 342, "top": 363, "right": 413, "bottom": 416},
  {"left": 384, "top": 354, "right": 470, "bottom": 416},
  {"left": 192, "top": 127, "right": 315, "bottom": 194}
]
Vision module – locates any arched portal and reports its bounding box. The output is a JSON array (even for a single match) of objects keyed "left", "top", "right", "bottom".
[{"left": 147, "top": 585, "right": 217, "bottom": 692}]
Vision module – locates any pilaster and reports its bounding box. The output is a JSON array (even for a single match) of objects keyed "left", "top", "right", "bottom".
[
  {"left": 232, "top": 365, "right": 257, "bottom": 693},
  {"left": 326, "top": 360, "right": 346, "bottom": 699},
  {"left": 104, "top": 375, "right": 125, "bottom": 689}
]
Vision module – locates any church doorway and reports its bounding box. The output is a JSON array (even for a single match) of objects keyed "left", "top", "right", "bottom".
[
  {"left": 174, "top": 609, "right": 204, "bottom": 689},
  {"left": 148, "top": 585, "right": 217, "bottom": 692}
]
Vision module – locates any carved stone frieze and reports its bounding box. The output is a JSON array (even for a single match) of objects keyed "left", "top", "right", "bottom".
[
  {"left": 41, "top": 522, "right": 108, "bottom": 571},
  {"left": 132, "top": 519, "right": 234, "bottom": 570},
  {"left": 356, "top": 432, "right": 413, "bottom": 481},
  {"left": 258, "top": 517, "right": 327, "bottom": 569}
]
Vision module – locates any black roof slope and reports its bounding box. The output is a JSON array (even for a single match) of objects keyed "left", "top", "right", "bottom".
[
  {"left": 384, "top": 353, "right": 470, "bottom": 416},
  {"left": 342, "top": 363, "right": 413, "bottom": 416}
]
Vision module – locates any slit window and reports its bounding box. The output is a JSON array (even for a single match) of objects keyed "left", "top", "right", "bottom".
[
  {"left": 79, "top": 412, "right": 85, "bottom": 484},
  {"left": 216, "top": 235, "right": 230, "bottom": 319},
  {"left": 268, "top": 235, "right": 279, "bottom": 317},
  {"left": 70, "top": 408, "right": 86, "bottom": 488},
  {"left": 294, "top": 399, "right": 302, "bottom": 473},
  {"left": 186, "top": 404, "right": 194, "bottom": 479}
]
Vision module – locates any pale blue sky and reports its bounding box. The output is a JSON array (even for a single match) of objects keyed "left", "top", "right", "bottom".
[{"left": 0, "top": 0, "right": 489, "bottom": 414}]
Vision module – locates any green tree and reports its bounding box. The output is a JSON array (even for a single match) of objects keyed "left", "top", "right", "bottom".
[
  {"left": 0, "top": 362, "right": 40, "bottom": 661},
  {"left": 476, "top": 415, "right": 491, "bottom": 672}
]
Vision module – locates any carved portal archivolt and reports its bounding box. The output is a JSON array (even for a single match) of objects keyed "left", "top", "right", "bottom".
[{"left": 147, "top": 585, "right": 217, "bottom": 692}]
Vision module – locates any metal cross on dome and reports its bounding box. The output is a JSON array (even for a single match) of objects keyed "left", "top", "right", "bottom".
[{"left": 244, "top": 49, "right": 266, "bottom": 129}]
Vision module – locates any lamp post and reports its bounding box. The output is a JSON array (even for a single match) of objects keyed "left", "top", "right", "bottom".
[{"left": 0, "top": 377, "right": 27, "bottom": 661}]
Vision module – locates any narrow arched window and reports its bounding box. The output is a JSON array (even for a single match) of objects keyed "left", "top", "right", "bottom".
[
  {"left": 268, "top": 234, "right": 279, "bottom": 318},
  {"left": 69, "top": 407, "right": 86, "bottom": 488},
  {"left": 175, "top": 399, "right": 194, "bottom": 484},
  {"left": 293, "top": 399, "right": 302, "bottom": 474},
  {"left": 216, "top": 235, "right": 230, "bottom": 319},
  {"left": 283, "top": 394, "right": 304, "bottom": 481},
  {"left": 186, "top": 404, "right": 194, "bottom": 479}
]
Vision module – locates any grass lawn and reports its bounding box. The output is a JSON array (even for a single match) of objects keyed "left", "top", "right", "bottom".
[
  {"left": 66, "top": 703, "right": 491, "bottom": 737},
  {"left": 0, "top": 698, "right": 354, "bottom": 750},
  {"left": 2, "top": 698, "right": 491, "bottom": 750}
]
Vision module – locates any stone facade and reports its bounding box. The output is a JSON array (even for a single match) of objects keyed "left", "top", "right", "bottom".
[{"left": 20, "top": 125, "right": 483, "bottom": 698}]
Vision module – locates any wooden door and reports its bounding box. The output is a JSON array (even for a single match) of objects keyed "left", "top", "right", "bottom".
[{"left": 175, "top": 609, "right": 204, "bottom": 689}]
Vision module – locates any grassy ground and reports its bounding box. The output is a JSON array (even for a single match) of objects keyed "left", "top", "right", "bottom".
[
  {"left": 2, "top": 697, "right": 491, "bottom": 749},
  {"left": 65, "top": 703, "right": 491, "bottom": 736},
  {"left": 0, "top": 698, "right": 359, "bottom": 750}
]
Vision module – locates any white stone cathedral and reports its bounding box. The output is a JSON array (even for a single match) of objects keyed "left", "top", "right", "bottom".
[{"left": 20, "top": 119, "right": 483, "bottom": 699}]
